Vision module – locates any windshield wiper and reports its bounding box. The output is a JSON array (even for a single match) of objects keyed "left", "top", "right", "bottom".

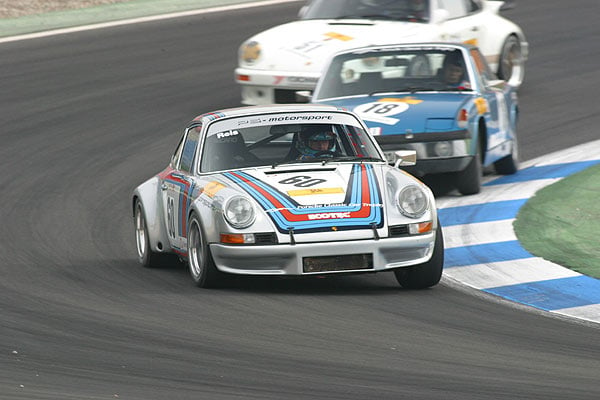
[{"left": 436, "top": 87, "right": 474, "bottom": 92}]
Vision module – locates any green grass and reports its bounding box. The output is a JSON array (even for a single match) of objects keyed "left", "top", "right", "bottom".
[{"left": 513, "top": 164, "right": 600, "bottom": 278}]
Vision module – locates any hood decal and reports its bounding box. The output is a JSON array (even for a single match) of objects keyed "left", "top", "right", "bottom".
[{"left": 224, "top": 164, "right": 383, "bottom": 234}]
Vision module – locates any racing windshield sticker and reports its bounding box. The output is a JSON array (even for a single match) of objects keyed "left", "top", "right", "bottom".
[{"left": 223, "top": 164, "right": 383, "bottom": 233}]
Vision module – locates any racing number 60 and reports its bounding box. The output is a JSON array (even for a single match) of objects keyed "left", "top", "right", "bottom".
[{"left": 279, "top": 175, "right": 326, "bottom": 187}]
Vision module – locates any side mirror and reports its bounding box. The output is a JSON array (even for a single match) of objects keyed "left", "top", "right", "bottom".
[
  {"left": 393, "top": 150, "right": 417, "bottom": 168},
  {"left": 430, "top": 8, "right": 449, "bottom": 24},
  {"left": 295, "top": 90, "right": 312, "bottom": 103}
]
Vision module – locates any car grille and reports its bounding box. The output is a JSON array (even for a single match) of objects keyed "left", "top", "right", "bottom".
[{"left": 303, "top": 253, "right": 373, "bottom": 273}]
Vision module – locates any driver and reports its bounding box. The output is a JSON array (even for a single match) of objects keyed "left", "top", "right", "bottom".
[
  {"left": 440, "top": 50, "right": 470, "bottom": 88},
  {"left": 296, "top": 130, "right": 338, "bottom": 160}
]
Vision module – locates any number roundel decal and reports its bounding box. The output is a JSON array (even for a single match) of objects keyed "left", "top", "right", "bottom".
[{"left": 354, "top": 101, "right": 409, "bottom": 117}]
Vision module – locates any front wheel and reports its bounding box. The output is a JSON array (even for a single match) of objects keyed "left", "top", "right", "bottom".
[
  {"left": 394, "top": 222, "right": 444, "bottom": 289},
  {"left": 187, "top": 214, "right": 222, "bottom": 288}
]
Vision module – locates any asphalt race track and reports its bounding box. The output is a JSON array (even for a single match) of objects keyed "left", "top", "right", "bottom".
[{"left": 1, "top": 1, "right": 599, "bottom": 399}]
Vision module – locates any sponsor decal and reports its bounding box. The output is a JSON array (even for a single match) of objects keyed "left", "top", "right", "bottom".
[
  {"left": 267, "top": 115, "right": 332, "bottom": 122},
  {"left": 324, "top": 32, "right": 354, "bottom": 42},
  {"left": 474, "top": 97, "right": 488, "bottom": 115},
  {"left": 287, "top": 187, "right": 344, "bottom": 196},
  {"left": 307, "top": 212, "right": 351, "bottom": 220},
  {"left": 203, "top": 181, "right": 226, "bottom": 198}
]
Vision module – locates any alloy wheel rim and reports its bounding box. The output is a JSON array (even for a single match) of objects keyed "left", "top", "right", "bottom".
[
  {"left": 135, "top": 205, "right": 146, "bottom": 259},
  {"left": 188, "top": 220, "right": 204, "bottom": 279}
]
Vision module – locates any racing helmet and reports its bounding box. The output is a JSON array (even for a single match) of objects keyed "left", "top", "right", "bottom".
[{"left": 295, "top": 129, "right": 337, "bottom": 157}]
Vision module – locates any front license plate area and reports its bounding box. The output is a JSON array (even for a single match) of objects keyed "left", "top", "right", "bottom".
[{"left": 303, "top": 254, "right": 373, "bottom": 273}]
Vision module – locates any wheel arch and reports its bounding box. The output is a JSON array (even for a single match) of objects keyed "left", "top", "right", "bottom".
[{"left": 133, "top": 178, "right": 172, "bottom": 253}]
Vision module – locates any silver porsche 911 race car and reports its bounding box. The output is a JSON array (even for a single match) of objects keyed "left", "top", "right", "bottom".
[{"left": 132, "top": 105, "right": 443, "bottom": 288}]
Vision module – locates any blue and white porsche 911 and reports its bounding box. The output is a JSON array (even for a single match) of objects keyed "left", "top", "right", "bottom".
[
  {"left": 311, "top": 43, "right": 520, "bottom": 195},
  {"left": 133, "top": 105, "right": 443, "bottom": 288}
]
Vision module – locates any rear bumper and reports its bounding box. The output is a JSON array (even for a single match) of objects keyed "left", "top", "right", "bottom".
[{"left": 235, "top": 67, "right": 319, "bottom": 105}]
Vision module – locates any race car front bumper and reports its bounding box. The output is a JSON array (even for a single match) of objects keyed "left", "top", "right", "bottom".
[{"left": 210, "top": 231, "right": 436, "bottom": 276}]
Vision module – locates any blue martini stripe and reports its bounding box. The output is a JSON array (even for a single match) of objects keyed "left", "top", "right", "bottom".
[
  {"left": 438, "top": 199, "right": 526, "bottom": 227},
  {"left": 484, "top": 276, "right": 600, "bottom": 310},
  {"left": 485, "top": 160, "right": 600, "bottom": 186},
  {"left": 444, "top": 240, "right": 533, "bottom": 267}
]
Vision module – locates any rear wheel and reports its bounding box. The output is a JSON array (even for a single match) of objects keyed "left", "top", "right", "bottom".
[
  {"left": 187, "top": 214, "right": 222, "bottom": 288},
  {"left": 395, "top": 222, "right": 444, "bottom": 289},
  {"left": 134, "top": 200, "right": 163, "bottom": 268}
]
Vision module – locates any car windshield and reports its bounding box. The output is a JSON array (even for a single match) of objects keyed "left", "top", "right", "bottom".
[
  {"left": 199, "top": 113, "right": 384, "bottom": 173},
  {"left": 300, "top": 0, "right": 430, "bottom": 23},
  {"left": 314, "top": 47, "right": 473, "bottom": 100}
]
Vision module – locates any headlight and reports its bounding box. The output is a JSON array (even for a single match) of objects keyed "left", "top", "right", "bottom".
[
  {"left": 224, "top": 196, "right": 256, "bottom": 228},
  {"left": 397, "top": 185, "right": 428, "bottom": 218},
  {"left": 240, "top": 41, "right": 261, "bottom": 64}
]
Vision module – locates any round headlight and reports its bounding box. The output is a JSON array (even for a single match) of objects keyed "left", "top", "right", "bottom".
[
  {"left": 224, "top": 196, "right": 256, "bottom": 229},
  {"left": 397, "top": 185, "right": 428, "bottom": 218},
  {"left": 240, "top": 41, "right": 261, "bottom": 64}
]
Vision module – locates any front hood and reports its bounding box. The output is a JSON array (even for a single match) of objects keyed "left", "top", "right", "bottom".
[
  {"left": 221, "top": 163, "right": 386, "bottom": 234},
  {"left": 316, "top": 93, "right": 472, "bottom": 134},
  {"left": 245, "top": 20, "right": 436, "bottom": 72}
]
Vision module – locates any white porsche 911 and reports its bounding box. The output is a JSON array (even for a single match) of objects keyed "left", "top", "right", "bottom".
[
  {"left": 132, "top": 104, "right": 443, "bottom": 289},
  {"left": 235, "top": 0, "right": 528, "bottom": 105}
]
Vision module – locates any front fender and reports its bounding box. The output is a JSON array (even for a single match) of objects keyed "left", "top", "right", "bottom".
[{"left": 132, "top": 177, "right": 172, "bottom": 254}]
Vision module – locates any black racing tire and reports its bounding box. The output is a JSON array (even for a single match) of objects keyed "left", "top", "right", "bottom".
[
  {"left": 134, "top": 199, "right": 164, "bottom": 268},
  {"left": 394, "top": 222, "right": 444, "bottom": 289},
  {"left": 497, "top": 35, "right": 525, "bottom": 86},
  {"left": 494, "top": 136, "right": 520, "bottom": 175},
  {"left": 187, "top": 213, "right": 223, "bottom": 288},
  {"left": 455, "top": 144, "right": 482, "bottom": 195}
]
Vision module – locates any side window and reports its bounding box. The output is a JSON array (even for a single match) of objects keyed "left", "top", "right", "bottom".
[
  {"left": 170, "top": 134, "right": 186, "bottom": 168},
  {"left": 179, "top": 127, "right": 200, "bottom": 173},
  {"left": 439, "top": 0, "right": 468, "bottom": 19},
  {"left": 469, "top": 48, "right": 495, "bottom": 82}
]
